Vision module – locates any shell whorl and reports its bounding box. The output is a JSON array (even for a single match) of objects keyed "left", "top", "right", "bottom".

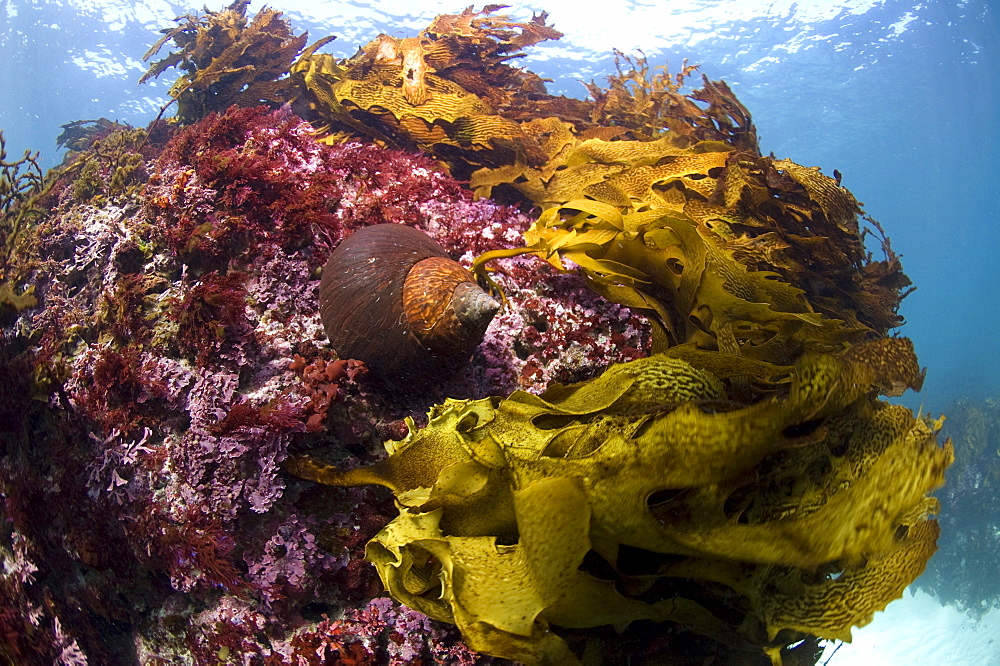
[{"left": 319, "top": 224, "right": 500, "bottom": 384}]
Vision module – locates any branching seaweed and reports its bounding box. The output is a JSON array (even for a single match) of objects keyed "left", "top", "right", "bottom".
[
  {"left": 140, "top": 0, "right": 308, "bottom": 124},
  {"left": 584, "top": 50, "right": 758, "bottom": 151},
  {"left": 0, "top": 133, "right": 43, "bottom": 215},
  {"left": 70, "top": 125, "right": 149, "bottom": 202},
  {"left": 0, "top": 131, "right": 46, "bottom": 300}
]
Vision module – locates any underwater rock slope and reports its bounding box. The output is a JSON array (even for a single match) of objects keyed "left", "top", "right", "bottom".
[{"left": 0, "top": 3, "right": 950, "bottom": 665}]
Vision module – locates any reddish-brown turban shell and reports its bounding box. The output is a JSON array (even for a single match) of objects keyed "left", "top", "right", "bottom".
[{"left": 318, "top": 224, "right": 500, "bottom": 384}]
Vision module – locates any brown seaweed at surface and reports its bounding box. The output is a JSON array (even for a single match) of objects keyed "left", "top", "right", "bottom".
[
  {"left": 290, "top": 13, "right": 759, "bottom": 182},
  {"left": 289, "top": 6, "right": 576, "bottom": 176},
  {"left": 281, "top": 6, "right": 909, "bottom": 341},
  {"left": 140, "top": 0, "right": 308, "bottom": 124}
]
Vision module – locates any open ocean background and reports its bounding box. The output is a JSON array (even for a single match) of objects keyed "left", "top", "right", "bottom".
[{"left": 2, "top": 0, "right": 998, "bottom": 662}]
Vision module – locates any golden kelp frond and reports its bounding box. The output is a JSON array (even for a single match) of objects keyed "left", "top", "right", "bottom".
[
  {"left": 291, "top": 43, "right": 545, "bottom": 162},
  {"left": 711, "top": 153, "right": 909, "bottom": 333},
  {"left": 759, "top": 518, "right": 940, "bottom": 642},
  {"left": 288, "top": 8, "right": 768, "bottom": 184},
  {"left": 841, "top": 337, "right": 925, "bottom": 395},
  {"left": 585, "top": 51, "right": 758, "bottom": 152},
  {"left": 474, "top": 195, "right": 860, "bottom": 366},
  {"left": 772, "top": 159, "right": 860, "bottom": 235},
  {"left": 290, "top": 9, "right": 909, "bottom": 339},
  {"left": 472, "top": 132, "right": 907, "bottom": 346},
  {"left": 469, "top": 136, "right": 731, "bottom": 207},
  {"left": 287, "top": 345, "right": 950, "bottom": 663},
  {"left": 289, "top": 7, "right": 567, "bottom": 170},
  {"left": 140, "top": 0, "right": 308, "bottom": 124},
  {"left": 337, "top": 63, "right": 493, "bottom": 122}
]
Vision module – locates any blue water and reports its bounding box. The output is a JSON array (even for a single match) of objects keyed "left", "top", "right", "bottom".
[{"left": 2, "top": 0, "right": 998, "bottom": 662}]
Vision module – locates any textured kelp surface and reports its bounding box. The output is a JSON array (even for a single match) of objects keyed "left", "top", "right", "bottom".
[
  {"left": 291, "top": 344, "right": 947, "bottom": 663},
  {"left": 1, "top": 3, "right": 949, "bottom": 665}
]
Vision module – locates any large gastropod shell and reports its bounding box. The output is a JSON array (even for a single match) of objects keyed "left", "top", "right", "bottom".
[{"left": 318, "top": 224, "right": 500, "bottom": 385}]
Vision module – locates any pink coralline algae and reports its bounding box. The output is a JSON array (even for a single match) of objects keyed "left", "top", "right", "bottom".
[
  {"left": 244, "top": 513, "right": 343, "bottom": 605},
  {"left": 143, "top": 105, "right": 471, "bottom": 270},
  {"left": 285, "top": 597, "right": 486, "bottom": 665},
  {"left": 1, "top": 101, "right": 651, "bottom": 662},
  {"left": 473, "top": 254, "right": 650, "bottom": 394}
]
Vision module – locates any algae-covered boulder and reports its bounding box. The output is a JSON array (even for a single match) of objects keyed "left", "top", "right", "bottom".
[
  {"left": 284, "top": 7, "right": 950, "bottom": 665},
  {"left": 0, "top": 3, "right": 948, "bottom": 664}
]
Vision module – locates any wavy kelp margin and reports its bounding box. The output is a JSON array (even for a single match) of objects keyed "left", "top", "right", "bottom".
[
  {"left": 0, "top": 2, "right": 950, "bottom": 664},
  {"left": 290, "top": 345, "right": 948, "bottom": 663}
]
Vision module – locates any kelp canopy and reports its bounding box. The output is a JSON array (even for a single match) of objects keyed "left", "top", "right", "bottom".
[{"left": 136, "top": 3, "right": 949, "bottom": 664}]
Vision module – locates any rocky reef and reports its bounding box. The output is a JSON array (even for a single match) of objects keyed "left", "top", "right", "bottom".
[{"left": 0, "top": 3, "right": 949, "bottom": 665}]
